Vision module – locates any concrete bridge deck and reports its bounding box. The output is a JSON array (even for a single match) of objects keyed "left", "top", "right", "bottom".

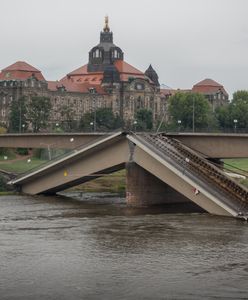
[
  {"left": 1, "top": 131, "right": 248, "bottom": 158},
  {"left": 9, "top": 132, "right": 248, "bottom": 220}
]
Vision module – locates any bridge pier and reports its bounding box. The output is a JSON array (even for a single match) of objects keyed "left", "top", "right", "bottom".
[{"left": 126, "top": 162, "right": 190, "bottom": 207}]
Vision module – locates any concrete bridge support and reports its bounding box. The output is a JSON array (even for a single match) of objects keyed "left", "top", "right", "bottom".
[{"left": 126, "top": 162, "right": 191, "bottom": 207}]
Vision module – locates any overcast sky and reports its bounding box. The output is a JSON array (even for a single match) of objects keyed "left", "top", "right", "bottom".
[{"left": 1, "top": 0, "right": 247, "bottom": 97}]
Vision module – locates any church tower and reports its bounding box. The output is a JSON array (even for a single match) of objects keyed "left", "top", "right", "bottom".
[{"left": 87, "top": 17, "right": 123, "bottom": 84}]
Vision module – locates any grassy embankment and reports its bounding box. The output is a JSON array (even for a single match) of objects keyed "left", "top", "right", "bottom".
[
  {"left": 0, "top": 157, "right": 47, "bottom": 173},
  {"left": 223, "top": 158, "right": 248, "bottom": 187}
]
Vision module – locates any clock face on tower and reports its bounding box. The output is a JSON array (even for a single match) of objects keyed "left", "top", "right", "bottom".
[{"left": 135, "top": 83, "right": 144, "bottom": 90}]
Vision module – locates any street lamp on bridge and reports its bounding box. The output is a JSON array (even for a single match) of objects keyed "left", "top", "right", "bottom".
[
  {"left": 192, "top": 97, "right": 195, "bottom": 133},
  {"left": 177, "top": 120, "right": 181, "bottom": 132},
  {"left": 89, "top": 87, "right": 97, "bottom": 132},
  {"left": 133, "top": 120, "right": 137, "bottom": 132},
  {"left": 233, "top": 119, "right": 238, "bottom": 133}
]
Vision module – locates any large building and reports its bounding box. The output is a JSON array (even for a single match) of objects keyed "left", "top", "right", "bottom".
[
  {"left": 0, "top": 17, "right": 228, "bottom": 130},
  {"left": 192, "top": 78, "right": 228, "bottom": 111}
]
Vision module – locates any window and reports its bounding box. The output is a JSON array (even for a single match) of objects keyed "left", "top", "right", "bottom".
[{"left": 93, "top": 48, "right": 101, "bottom": 58}]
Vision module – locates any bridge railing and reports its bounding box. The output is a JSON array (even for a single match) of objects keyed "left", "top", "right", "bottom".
[{"left": 135, "top": 133, "right": 248, "bottom": 214}]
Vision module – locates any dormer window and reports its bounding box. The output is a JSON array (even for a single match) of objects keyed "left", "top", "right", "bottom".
[
  {"left": 110, "top": 47, "right": 123, "bottom": 62},
  {"left": 112, "top": 49, "right": 120, "bottom": 59},
  {"left": 93, "top": 48, "right": 102, "bottom": 58}
]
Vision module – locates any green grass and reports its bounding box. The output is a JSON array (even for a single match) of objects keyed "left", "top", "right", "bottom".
[
  {"left": 72, "top": 170, "right": 126, "bottom": 193},
  {"left": 0, "top": 153, "right": 16, "bottom": 161},
  {"left": 0, "top": 157, "right": 47, "bottom": 174},
  {"left": 223, "top": 158, "right": 248, "bottom": 172},
  {"left": 240, "top": 179, "right": 248, "bottom": 187},
  {"left": 223, "top": 158, "right": 248, "bottom": 188},
  {"left": 0, "top": 191, "right": 17, "bottom": 195}
]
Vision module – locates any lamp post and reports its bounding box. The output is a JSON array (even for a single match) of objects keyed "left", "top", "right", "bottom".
[
  {"left": 233, "top": 119, "right": 238, "bottom": 133},
  {"left": 192, "top": 97, "right": 195, "bottom": 133},
  {"left": 177, "top": 120, "right": 181, "bottom": 132},
  {"left": 40, "top": 142, "right": 55, "bottom": 161},
  {"left": 19, "top": 103, "right": 22, "bottom": 133},
  {"left": 89, "top": 87, "right": 97, "bottom": 132},
  {"left": 133, "top": 120, "right": 137, "bottom": 132},
  {"left": 22, "top": 124, "right": 25, "bottom": 133},
  {"left": 90, "top": 122, "right": 94, "bottom": 132}
]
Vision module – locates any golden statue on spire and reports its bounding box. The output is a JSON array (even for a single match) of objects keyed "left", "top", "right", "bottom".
[{"left": 103, "top": 15, "right": 110, "bottom": 32}]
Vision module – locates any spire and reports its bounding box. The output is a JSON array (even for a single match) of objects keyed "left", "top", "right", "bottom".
[
  {"left": 145, "top": 64, "right": 160, "bottom": 87},
  {"left": 103, "top": 15, "right": 110, "bottom": 32},
  {"left": 100, "top": 15, "right": 113, "bottom": 43}
]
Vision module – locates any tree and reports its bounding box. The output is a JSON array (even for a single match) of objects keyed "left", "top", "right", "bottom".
[
  {"left": 59, "top": 105, "right": 78, "bottom": 132},
  {"left": 135, "top": 108, "right": 153, "bottom": 131},
  {"left": 9, "top": 96, "right": 28, "bottom": 133},
  {"left": 79, "top": 108, "right": 122, "bottom": 131},
  {"left": 0, "top": 125, "right": 7, "bottom": 134},
  {"left": 216, "top": 90, "right": 248, "bottom": 131},
  {"left": 96, "top": 108, "right": 122, "bottom": 130},
  {"left": 168, "top": 92, "right": 213, "bottom": 131},
  {"left": 27, "top": 96, "right": 52, "bottom": 132},
  {"left": 233, "top": 90, "right": 248, "bottom": 103}
]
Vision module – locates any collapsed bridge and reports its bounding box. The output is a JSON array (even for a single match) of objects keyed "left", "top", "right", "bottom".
[{"left": 9, "top": 132, "right": 248, "bottom": 220}]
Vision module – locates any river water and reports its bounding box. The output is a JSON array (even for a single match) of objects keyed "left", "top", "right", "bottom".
[{"left": 0, "top": 193, "right": 248, "bottom": 300}]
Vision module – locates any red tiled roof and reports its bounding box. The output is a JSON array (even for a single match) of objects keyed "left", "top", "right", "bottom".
[
  {"left": 3, "top": 61, "right": 41, "bottom": 72},
  {"left": 62, "top": 64, "right": 103, "bottom": 85},
  {"left": 119, "top": 73, "right": 148, "bottom": 82},
  {"left": 160, "top": 88, "right": 176, "bottom": 96},
  {"left": 193, "top": 78, "right": 222, "bottom": 87},
  {"left": 48, "top": 80, "right": 106, "bottom": 94},
  {"left": 61, "top": 74, "right": 103, "bottom": 85},
  {"left": 192, "top": 78, "right": 228, "bottom": 96},
  {"left": 47, "top": 81, "right": 63, "bottom": 91},
  {"left": 160, "top": 88, "right": 191, "bottom": 97},
  {"left": 0, "top": 70, "right": 45, "bottom": 81},
  {"left": 114, "top": 60, "right": 152, "bottom": 83},
  {"left": 62, "top": 60, "right": 152, "bottom": 84},
  {"left": 67, "top": 64, "right": 91, "bottom": 76},
  {"left": 193, "top": 86, "right": 228, "bottom": 96},
  {"left": 114, "top": 60, "right": 143, "bottom": 75},
  {"left": 0, "top": 61, "right": 45, "bottom": 81}
]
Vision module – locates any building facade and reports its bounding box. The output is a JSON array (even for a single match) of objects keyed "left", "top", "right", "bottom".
[{"left": 0, "top": 18, "right": 228, "bottom": 131}]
